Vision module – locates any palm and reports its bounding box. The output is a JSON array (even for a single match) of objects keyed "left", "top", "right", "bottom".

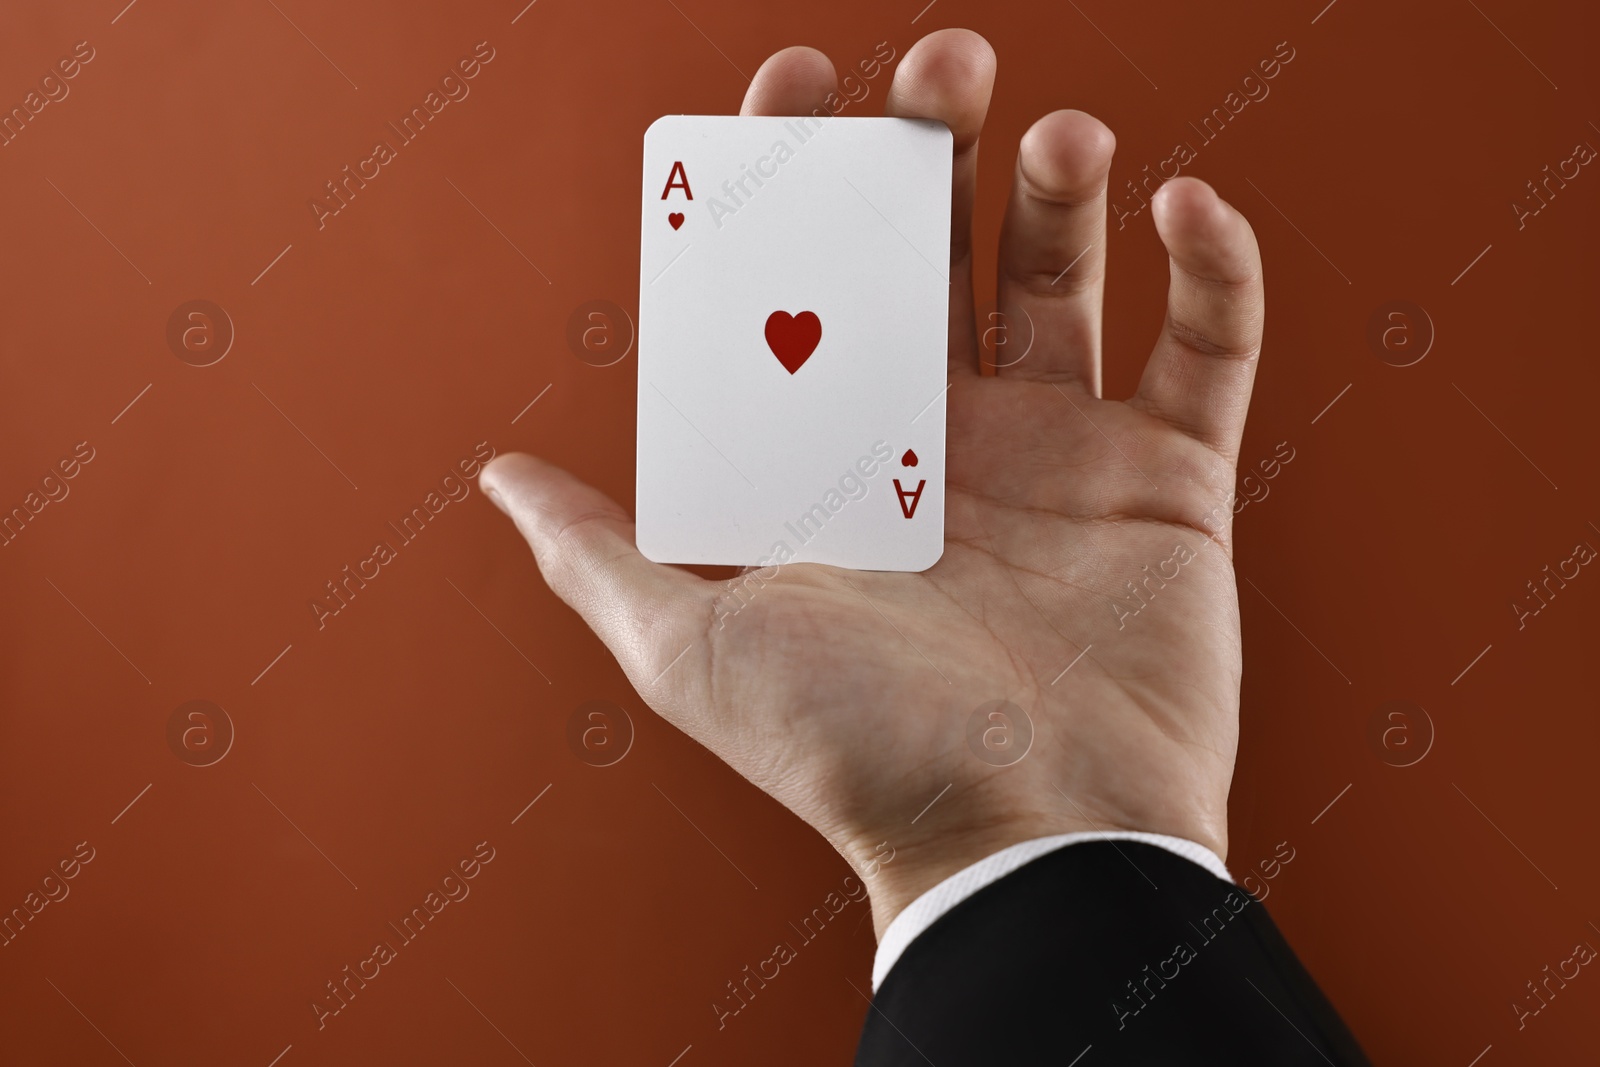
[
  {"left": 484, "top": 30, "right": 1265, "bottom": 928},
  {"left": 673, "top": 348, "right": 1241, "bottom": 873}
]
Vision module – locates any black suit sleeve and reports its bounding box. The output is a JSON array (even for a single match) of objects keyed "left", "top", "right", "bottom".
[{"left": 854, "top": 841, "right": 1370, "bottom": 1065}]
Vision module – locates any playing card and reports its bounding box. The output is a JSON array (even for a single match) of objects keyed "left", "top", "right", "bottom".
[{"left": 636, "top": 115, "right": 952, "bottom": 572}]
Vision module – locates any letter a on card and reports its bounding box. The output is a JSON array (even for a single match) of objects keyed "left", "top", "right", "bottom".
[{"left": 894, "top": 478, "right": 925, "bottom": 519}]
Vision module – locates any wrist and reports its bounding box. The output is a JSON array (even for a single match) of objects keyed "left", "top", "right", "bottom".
[
  {"left": 839, "top": 803, "right": 1104, "bottom": 941},
  {"left": 835, "top": 786, "right": 1230, "bottom": 941}
]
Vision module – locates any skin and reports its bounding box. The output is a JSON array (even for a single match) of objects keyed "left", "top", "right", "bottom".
[{"left": 482, "top": 28, "right": 1266, "bottom": 939}]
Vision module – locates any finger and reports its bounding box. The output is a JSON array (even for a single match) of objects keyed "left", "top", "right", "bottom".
[
  {"left": 994, "top": 110, "right": 1115, "bottom": 390},
  {"left": 884, "top": 29, "right": 996, "bottom": 375},
  {"left": 740, "top": 46, "right": 838, "bottom": 116},
  {"left": 480, "top": 453, "right": 708, "bottom": 685},
  {"left": 1130, "top": 177, "right": 1265, "bottom": 459}
]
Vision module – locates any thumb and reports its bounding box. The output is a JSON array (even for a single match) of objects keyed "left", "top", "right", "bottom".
[{"left": 480, "top": 453, "right": 707, "bottom": 684}]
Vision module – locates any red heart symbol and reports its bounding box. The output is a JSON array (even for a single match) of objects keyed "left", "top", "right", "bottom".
[
  {"left": 668, "top": 212, "right": 684, "bottom": 230},
  {"left": 901, "top": 449, "right": 918, "bottom": 467},
  {"left": 765, "top": 311, "right": 821, "bottom": 374}
]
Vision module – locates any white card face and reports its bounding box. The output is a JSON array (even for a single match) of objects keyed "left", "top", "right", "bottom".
[{"left": 636, "top": 115, "right": 952, "bottom": 572}]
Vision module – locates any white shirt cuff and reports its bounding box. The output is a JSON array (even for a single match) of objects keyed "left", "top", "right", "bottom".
[{"left": 870, "top": 831, "right": 1232, "bottom": 991}]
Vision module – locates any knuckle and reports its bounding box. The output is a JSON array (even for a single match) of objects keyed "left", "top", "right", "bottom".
[
  {"left": 1166, "top": 313, "right": 1261, "bottom": 361},
  {"left": 1012, "top": 261, "right": 1102, "bottom": 300},
  {"left": 1159, "top": 444, "right": 1239, "bottom": 542}
]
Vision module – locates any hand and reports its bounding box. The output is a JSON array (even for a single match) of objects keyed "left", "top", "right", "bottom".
[{"left": 482, "top": 28, "right": 1265, "bottom": 938}]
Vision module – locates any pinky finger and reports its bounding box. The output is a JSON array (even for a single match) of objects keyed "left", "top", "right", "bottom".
[{"left": 1130, "top": 177, "right": 1265, "bottom": 461}]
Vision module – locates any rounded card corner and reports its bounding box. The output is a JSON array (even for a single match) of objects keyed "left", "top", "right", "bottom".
[
  {"left": 643, "top": 114, "right": 679, "bottom": 142},
  {"left": 911, "top": 537, "right": 946, "bottom": 573},
  {"left": 635, "top": 533, "right": 671, "bottom": 565},
  {"left": 920, "top": 119, "right": 955, "bottom": 149}
]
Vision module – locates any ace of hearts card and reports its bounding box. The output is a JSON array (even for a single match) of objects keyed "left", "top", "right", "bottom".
[{"left": 636, "top": 115, "right": 952, "bottom": 572}]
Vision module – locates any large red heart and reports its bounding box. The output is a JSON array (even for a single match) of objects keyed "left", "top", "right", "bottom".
[
  {"left": 668, "top": 212, "right": 684, "bottom": 230},
  {"left": 765, "top": 311, "right": 821, "bottom": 374}
]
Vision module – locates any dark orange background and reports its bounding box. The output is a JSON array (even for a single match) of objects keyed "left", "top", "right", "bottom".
[{"left": 2, "top": 0, "right": 1597, "bottom": 1063}]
